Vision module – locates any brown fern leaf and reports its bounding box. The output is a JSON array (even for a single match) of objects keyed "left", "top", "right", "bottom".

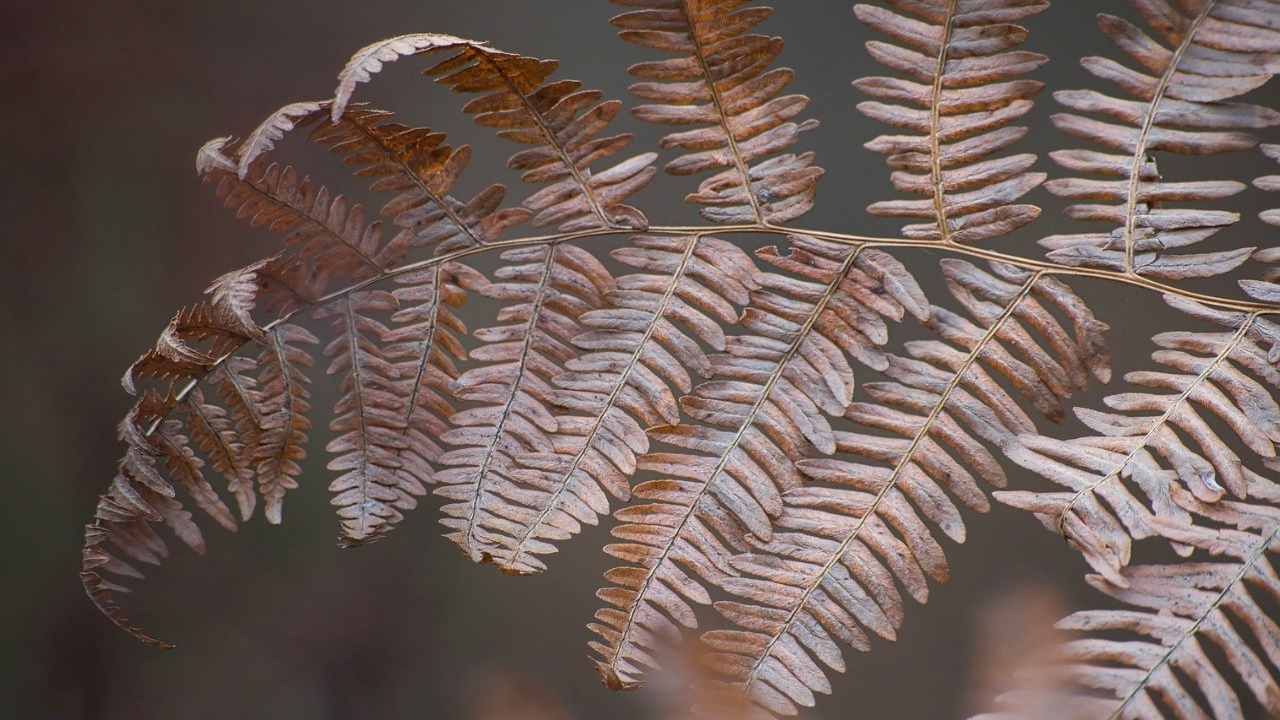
[
  {"left": 122, "top": 302, "right": 255, "bottom": 396},
  {"left": 236, "top": 100, "right": 329, "bottom": 179},
  {"left": 979, "top": 479, "right": 1280, "bottom": 720},
  {"left": 317, "top": 262, "right": 482, "bottom": 546},
  {"left": 436, "top": 245, "right": 614, "bottom": 568},
  {"left": 333, "top": 33, "right": 657, "bottom": 230},
  {"left": 310, "top": 105, "right": 532, "bottom": 253},
  {"left": 208, "top": 357, "right": 270, "bottom": 496},
  {"left": 253, "top": 324, "right": 317, "bottom": 524},
  {"left": 999, "top": 298, "right": 1280, "bottom": 585},
  {"left": 590, "top": 237, "right": 927, "bottom": 691},
  {"left": 205, "top": 259, "right": 271, "bottom": 340},
  {"left": 198, "top": 137, "right": 402, "bottom": 300},
  {"left": 318, "top": 291, "right": 409, "bottom": 544},
  {"left": 703, "top": 263, "right": 1111, "bottom": 716},
  {"left": 855, "top": 0, "right": 1050, "bottom": 244},
  {"left": 1041, "top": 1, "right": 1280, "bottom": 279},
  {"left": 80, "top": 393, "right": 228, "bottom": 649},
  {"left": 495, "top": 234, "right": 759, "bottom": 574},
  {"left": 611, "top": 0, "right": 823, "bottom": 224},
  {"left": 185, "top": 387, "right": 256, "bottom": 522},
  {"left": 152, "top": 417, "right": 239, "bottom": 534}
]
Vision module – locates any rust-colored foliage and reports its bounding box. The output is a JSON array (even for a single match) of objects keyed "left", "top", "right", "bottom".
[{"left": 85, "top": 1, "right": 1280, "bottom": 718}]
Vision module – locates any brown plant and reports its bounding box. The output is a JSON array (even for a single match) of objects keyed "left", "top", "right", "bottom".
[{"left": 83, "top": 2, "right": 1280, "bottom": 718}]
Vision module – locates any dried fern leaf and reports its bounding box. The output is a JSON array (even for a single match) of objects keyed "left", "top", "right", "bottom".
[
  {"left": 704, "top": 262, "right": 1111, "bottom": 716},
  {"left": 122, "top": 302, "right": 255, "bottom": 396},
  {"left": 80, "top": 393, "right": 232, "bottom": 649},
  {"left": 236, "top": 100, "right": 329, "bottom": 179},
  {"left": 998, "top": 298, "right": 1280, "bottom": 585},
  {"left": 333, "top": 34, "right": 657, "bottom": 230},
  {"left": 317, "top": 262, "right": 480, "bottom": 546},
  {"left": 436, "top": 245, "right": 614, "bottom": 567},
  {"left": 611, "top": 0, "right": 823, "bottom": 224},
  {"left": 1041, "top": 1, "right": 1280, "bottom": 279},
  {"left": 253, "top": 324, "right": 317, "bottom": 525},
  {"left": 590, "top": 237, "right": 926, "bottom": 691},
  {"left": 855, "top": 0, "right": 1050, "bottom": 243},
  {"left": 494, "top": 234, "right": 759, "bottom": 574},
  {"left": 981, "top": 479, "right": 1280, "bottom": 720},
  {"left": 198, "top": 137, "right": 402, "bottom": 300},
  {"left": 184, "top": 387, "right": 256, "bottom": 522},
  {"left": 310, "top": 105, "right": 532, "bottom": 254}
]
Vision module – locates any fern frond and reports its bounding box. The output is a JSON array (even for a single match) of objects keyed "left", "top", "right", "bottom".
[
  {"left": 704, "top": 264, "right": 1111, "bottom": 716},
  {"left": 611, "top": 0, "right": 823, "bottom": 224},
  {"left": 198, "top": 138, "right": 400, "bottom": 299},
  {"left": 310, "top": 105, "right": 532, "bottom": 253},
  {"left": 1042, "top": 2, "right": 1280, "bottom": 278},
  {"left": 81, "top": 393, "right": 223, "bottom": 649},
  {"left": 318, "top": 291, "right": 409, "bottom": 544},
  {"left": 333, "top": 34, "right": 657, "bottom": 230},
  {"left": 979, "top": 478, "right": 1280, "bottom": 720},
  {"left": 493, "top": 234, "right": 759, "bottom": 574},
  {"left": 590, "top": 237, "right": 926, "bottom": 690},
  {"left": 236, "top": 100, "right": 329, "bottom": 179},
  {"left": 184, "top": 388, "right": 256, "bottom": 521},
  {"left": 253, "top": 324, "right": 317, "bottom": 524},
  {"left": 436, "top": 245, "right": 614, "bottom": 567},
  {"left": 855, "top": 0, "right": 1050, "bottom": 243},
  {"left": 122, "top": 302, "right": 255, "bottom": 395},
  {"left": 998, "top": 299, "right": 1280, "bottom": 585}
]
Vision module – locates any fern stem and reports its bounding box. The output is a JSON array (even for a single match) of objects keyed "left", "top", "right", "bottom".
[{"left": 146, "top": 221, "right": 1280, "bottom": 439}]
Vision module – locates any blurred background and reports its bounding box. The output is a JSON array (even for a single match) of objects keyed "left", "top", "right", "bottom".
[{"left": 4, "top": 2, "right": 1276, "bottom": 718}]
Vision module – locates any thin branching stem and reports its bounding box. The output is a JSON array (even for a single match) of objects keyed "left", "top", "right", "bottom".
[{"left": 145, "top": 221, "right": 1280, "bottom": 438}]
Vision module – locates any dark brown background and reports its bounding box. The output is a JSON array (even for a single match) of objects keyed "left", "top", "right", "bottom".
[{"left": 4, "top": 2, "right": 1276, "bottom": 718}]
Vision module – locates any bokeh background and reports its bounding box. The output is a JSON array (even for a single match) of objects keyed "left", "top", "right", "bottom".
[{"left": 4, "top": 2, "right": 1277, "bottom": 718}]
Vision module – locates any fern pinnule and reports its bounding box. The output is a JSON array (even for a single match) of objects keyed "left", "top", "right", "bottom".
[
  {"left": 184, "top": 387, "right": 257, "bottom": 521},
  {"left": 590, "top": 237, "right": 924, "bottom": 691},
  {"left": 854, "top": 0, "right": 1050, "bottom": 244},
  {"left": 980, "top": 478, "right": 1280, "bottom": 720},
  {"left": 1041, "top": 1, "right": 1280, "bottom": 278},
  {"left": 611, "top": 0, "right": 823, "bottom": 225},
  {"left": 309, "top": 106, "right": 531, "bottom": 253},
  {"left": 705, "top": 261, "right": 1112, "bottom": 716},
  {"left": 1248, "top": 144, "right": 1280, "bottom": 290},
  {"left": 337, "top": 35, "right": 660, "bottom": 231},
  {"left": 497, "top": 234, "right": 759, "bottom": 575},
  {"left": 437, "top": 244, "right": 615, "bottom": 571},
  {"left": 998, "top": 299, "right": 1280, "bottom": 585}
]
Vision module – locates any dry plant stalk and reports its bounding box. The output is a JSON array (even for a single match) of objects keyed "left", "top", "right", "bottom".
[{"left": 83, "top": 2, "right": 1280, "bottom": 718}]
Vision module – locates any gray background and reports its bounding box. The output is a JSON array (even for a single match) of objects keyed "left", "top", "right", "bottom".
[{"left": 4, "top": 1, "right": 1277, "bottom": 718}]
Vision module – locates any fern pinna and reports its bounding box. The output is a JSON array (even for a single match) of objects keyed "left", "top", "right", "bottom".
[{"left": 83, "top": 2, "right": 1280, "bottom": 718}]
